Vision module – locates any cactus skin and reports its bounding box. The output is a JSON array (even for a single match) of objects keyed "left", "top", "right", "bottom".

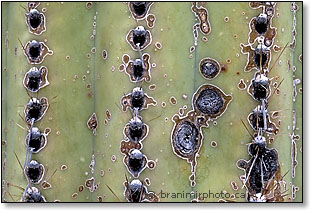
[{"left": 1, "top": 2, "right": 302, "bottom": 202}]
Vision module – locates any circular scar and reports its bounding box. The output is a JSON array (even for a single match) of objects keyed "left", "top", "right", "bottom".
[
  {"left": 192, "top": 84, "right": 232, "bottom": 120},
  {"left": 199, "top": 57, "right": 221, "bottom": 80},
  {"left": 171, "top": 111, "right": 204, "bottom": 187}
]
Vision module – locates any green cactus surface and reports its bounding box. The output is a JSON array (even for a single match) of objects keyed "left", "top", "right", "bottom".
[{"left": 1, "top": 2, "right": 302, "bottom": 202}]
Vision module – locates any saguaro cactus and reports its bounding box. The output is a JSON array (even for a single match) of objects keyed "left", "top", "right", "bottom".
[{"left": 2, "top": 2, "right": 302, "bottom": 202}]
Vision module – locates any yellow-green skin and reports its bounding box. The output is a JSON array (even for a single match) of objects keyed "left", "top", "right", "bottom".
[{"left": 2, "top": 2, "right": 302, "bottom": 202}]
